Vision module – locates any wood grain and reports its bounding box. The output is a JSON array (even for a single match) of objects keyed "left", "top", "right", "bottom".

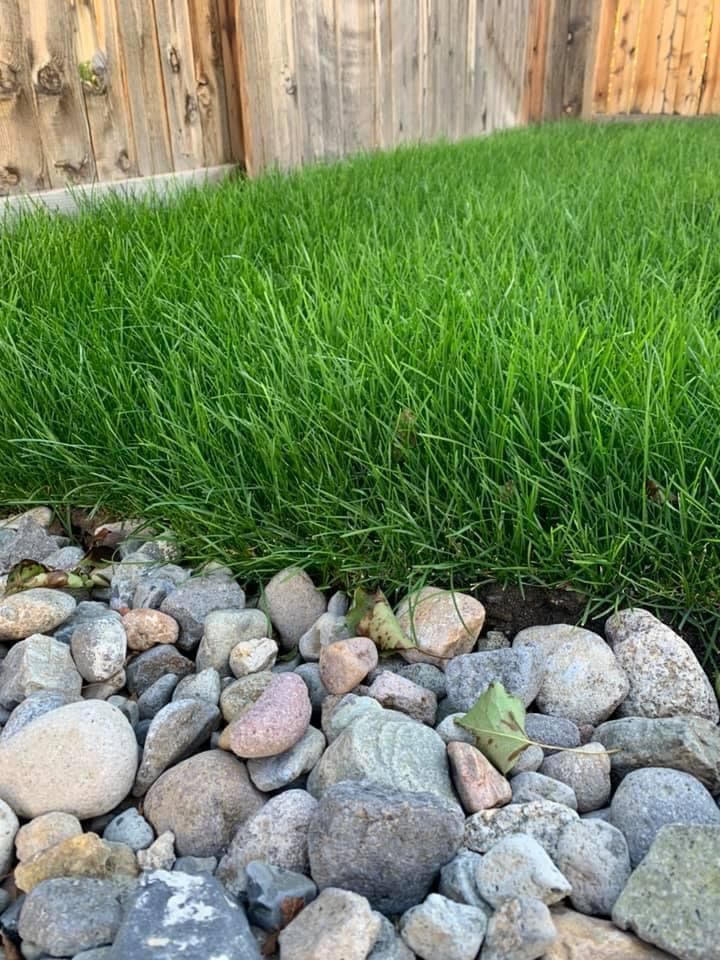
[
  {"left": 699, "top": 2, "right": 720, "bottom": 113},
  {"left": 672, "top": 0, "right": 713, "bottom": 114},
  {"left": 188, "top": 0, "right": 232, "bottom": 167},
  {"left": 522, "top": 0, "right": 550, "bottom": 123},
  {"left": 215, "top": 0, "right": 245, "bottom": 164},
  {"left": 591, "top": 0, "right": 621, "bottom": 114}
]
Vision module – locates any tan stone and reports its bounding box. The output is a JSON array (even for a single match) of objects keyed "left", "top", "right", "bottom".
[
  {"left": 122, "top": 609, "right": 179, "bottom": 651},
  {"left": 278, "top": 887, "right": 381, "bottom": 960},
  {"left": 319, "top": 638, "right": 379, "bottom": 695},
  {"left": 15, "top": 812, "right": 82, "bottom": 862},
  {"left": 447, "top": 741, "right": 511, "bottom": 813},
  {"left": 396, "top": 587, "right": 485, "bottom": 669},
  {"left": 14, "top": 832, "right": 138, "bottom": 892},
  {"left": 545, "top": 907, "right": 674, "bottom": 960}
]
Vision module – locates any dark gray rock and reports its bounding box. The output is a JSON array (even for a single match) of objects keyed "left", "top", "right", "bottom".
[
  {"left": 18, "top": 878, "right": 123, "bottom": 957},
  {"left": 609, "top": 767, "right": 720, "bottom": 865},
  {"left": 160, "top": 576, "right": 246, "bottom": 653},
  {"left": 524, "top": 714, "right": 581, "bottom": 752},
  {"left": 555, "top": 819, "right": 631, "bottom": 917},
  {"left": 134, "top": 720, "right": 151, "bottom": 747},
  {"left": 103, "top": 809, "right": 155, "bottom": 852},
  {"left": 245, "top": 861, "right": 317, "bottom": 931},
  {"left": 295, "top": 663, "right": 330, "bottom": 710},
  {"left": 108, "top": 869, "right": 261, "bottom": 960},
  {"left": 126, "top": 646, "right": 193, "bottom": 697},
  {"left": 612, "top": 824, "right": 720, "bottom": 960},
  {"left": 397, "top": 663, "right": 447, "bottom": 699},
  {"left": 445, "top": 647, "right": 545, "bottom": 711},
  {"left": 247, "top": 726, "right": 326, "bottom": 791},
  {"left": 133, "top": 699, "right": 220, "bottom": 796},
  {"left": 137, "top": 674, "right": 179, "bottom": 720},
  {"left": 0, "top": 690, "right": 74, "bottom": 742},
  {"left": 132, "top": 564, "right": 190, "bottom": 610},
  {"left": 307, "top": 780, "right": 464, "bottom": 914},
  {"left": 594, "top": 715, "right": 720, "bottom": 794},
  {"left": 0, "top": 518, "right": 60, "bottom": 575}
]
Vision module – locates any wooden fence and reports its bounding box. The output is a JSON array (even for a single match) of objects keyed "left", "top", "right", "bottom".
[{"left": 1, "top": 0, "right": 719, "bottom": 194}]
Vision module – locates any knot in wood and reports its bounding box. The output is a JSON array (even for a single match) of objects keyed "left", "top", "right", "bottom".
[
  {"left": 168, "top": 45, "right": 181, "bottom": 73},
  {"left": 36, "top": 59, "right": 64, "bottom": 94},
  {"left": 0, "top": 165, "right": 21, "bottom": 188},
  {"left": 0, "top": 61, "right": 19, "bottom": 95},
  {"left": 185, "top": 92, "right": 198, "bottom": 122}
]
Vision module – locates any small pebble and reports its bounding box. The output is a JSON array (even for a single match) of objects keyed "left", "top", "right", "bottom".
[
  {"left": 319, "top": 637, "right": 379, "bottom": 695},
  {"left": 122, "top": 608, "right": 179, "bottom": 651},
  {"left": 447, "top": 741, "right": 512, "bottom": 813},
  {"left": 229, "top": 637, "right": 278, "bottom": 677}
]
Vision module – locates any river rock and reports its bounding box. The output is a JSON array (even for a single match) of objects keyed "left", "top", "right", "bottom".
[
  {"left": 540, "top": 744, "right": 611, "bottom": 813},
  {"left": 18, "top": 878, "right": 124, "bottom": 957},
  {"left": 0, "top": 589, "right": 75, "bottom": 641},
  {"left": 0, "top": 798, "right": 18, "bottom": 875},
  {"left": 400, "top": 893, "right": 488, "bottom": 960},
  {"left": 144, "top": 749, "right": 264, "bottom": 857},
  {"left": 0, "top": 634, "right": 82, "bottom": 709},
  {"left": 217, "top": 790, "right": 317, "bottom": 896},
  {"left": 368, "top": 671, "right": 436, "bottom": 724},
  {"left": 295, "top": 662, "right": 330, "bottom": 709},
  {"left": 15, "top": 812, "right": 82, "bottom": 862},
  {"left": 103, "top": 809, "right": 154, "bottom": 852},
  {"left": 14, "top": 832, "right": 138, "bottom": 892},
  {"left": 131, "top": 563, "right": 190, "bottom": 610},
  {"left": 53, "top": 603, "right": 121, "bottom": 645},
  {"left": 0, "top": 690, "right": 75, "bottom": 742},
  {"left": 479, "top": 895, "right": 556, "bottom": 960},
  {"left": 121, "top": 609, "right": 178, "bottom": 651},
  {"left": 160, "top": 576, "right": 246, "bottom": 652},
  {"left": 308, "top": 707, "right": 456, "bottom": 804},
  {"left": 396, "top": 587, "right": 485, "bottom": 668},
  {"left": 369, "top": 913, "right": 416, "bottom": 960},
  {"left": 609, "top": 767, "right": 720, "bottom": 865},
  {"left": 247, "top": 726, "right": 326, "bottom": 791},
  {"left": 218, "top": 672, "right": 311, "bottom": 758},
  {"left": 245, "top": 860, "right": 317, "bottom": 931},
  {"left": 133, "top": 698, "right": 220, "bottom": 795},
  {"left": 195, "top": 608, "right": 271, "bottom": 676},
  {"left": 137, "top": 674, "right": 178, "bottom": 719},
  {"left": 84, "top": 669, "right": 126, "bottom": 700},
  {"left": 298, "top": 612, "right": 350, "bottom": 661},
  {"left": 435, "top": 712, "right": 476, "bottom": 745},
  {"left": 514, "top": 625, "right": 628, "bottom": 725},
  {"left": 438, "top": 850, "right": 489, "bottom": 909},
  {"left": 445, "top": 647, "right": 545, "bottom": 711},
  {"left": 605, "top": 608, "right": 719, "bottom": 722},
  {"left": 307, "top": 780, "right": 464, "bottom": 914},
  {"left": 612, "top": 824, "right": 720, "bottom": 960},
  {"left": 71, "top": 618, "right": 127, "bottom": 682},
  {"left": 510, "top": 772, "right": 578, "bottom": 809},
  {"left": 447, "top": 741, "right": 512, "bottom": 813},
  {"left": 476, "top": 834, "right": 571, "bottom": 907},
  {"left": 277, "top": 887, "right": 380, "bottom": 960},
  {"left": 554, "top": 818, "right": 630, "bottom": 916},
  {"left": 172, "top": 667, "right": 221, "bottom": 705},
  {"left": 319, "top": 637, "right": 379, "bottom": 695},
  {"left": 219, "top": 670, "right": 273, "bottom": 722},
  {"left": 108, "top": 869, "right": 261, "bottom": 960},
  {"left": 524, "top": 714, "right": 581, "bottom": 752},
  {"left": 0, "top": 700, "right": 138, "bottom": 818},
  {"left": 594, "top": 715, "right": 720, "bottom": 793},
  {"left": 465, "top": 800, "right": 579, "bottom": 856},
  {"left": 398, "top": 663, "right": 447, "bottom": 698},
  {"left": 125, "top": 645, "right": 193, "bottom": 696},
  {"left": 546, "top": 906, "right": 674, "bottom": 959},
  {"left": 261, "top": 567, "right": 326, "bottom": 649},
  {"left": 320, "top": 692, "right": 383, "bottom": 743},
  {"left": 229, "top": 636, "right": 278, "bottom": 677},
  {"left": 137, "top": 830, "right": 175, "bottom": 871},
  {"left": 510, "top": 745, "right": 546, "bottom": 775}
]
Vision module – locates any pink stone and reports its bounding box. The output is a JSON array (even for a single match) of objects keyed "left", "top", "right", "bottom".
[
  {"left": 219, "top": 673, "right": 311, "bottom": 759},
  {"left": 122, "top": 609, "right": 179, "bottom": 651},
  {"left": 319, "top": 638, "right": 379, "bottom": 695},
  {"left": 447, "top": 741, "right": 512, "bottom": 813},
  {"left": 367, "top": 671, "right": 437, "bottom": 724}
]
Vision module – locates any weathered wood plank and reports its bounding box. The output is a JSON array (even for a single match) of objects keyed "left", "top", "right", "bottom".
[
  {"left": 522, "top": 0, "right": 550, "bottom": 123},
  {"left": 628, "top": 0, "right": 671, "bottom": 114},
  {"left": 672, "top": 0, "right": 713, "bottom": 114},
  {"left": 187, "top": 0, "right": 232, "bottom": 166},
  {"left": 560, "top": 0, "right": 595, "bottom": 117},
  {"left": 316, "top": 0, "right": 342, "bottom": 159},
  {"left": 699, "top": 1, "right": 720, "bottom": 113},
  {"left": 19, "top": 0, "right": 96, "bottom": 188},
  {"left": 0, "top": 0, "right": 48, "bottom": 194},
  {"left": 464, "top": 0, "right": 487, "bottom": 137},
  {"left": 337, "top": 0, "right": 375, "bottom": 156},
  {"left": 233, "top": 0, "right": 271, "bottom": 174},
  {"left": 215, "top": 0, "right": 244, "bottom": 164},
  {"left": 113, "top": 0, "right": 172, "bottom": 175},
  {"left": 449, "top": 0, "right": 468, "bottom": 140},
  {"left": 373, "top": 0, "right": 394, "bottom": 148},
  {"left": 660, "top": 0, "right": 687, "bottom": 112},
  {"left": 483, "top": 0, "right": 529, "bottom": 131},
  {"left": 591, "top": 0, "right": 620, "bottom": 114},
  {"left": 262, "top": 0, "right": 301, "bottom": 169},
  {"left": 73, "top": 0, "right": 136, "bottom": 181},
  {"left": 605, "top": 0, "right": 644, "bottom": 113}
]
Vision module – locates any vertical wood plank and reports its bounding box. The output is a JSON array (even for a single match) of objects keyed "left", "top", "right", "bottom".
[
  {"left": 19, "top": 0, "right": 96, "bottom": 188},
  {"left": 449, "top": 0, "right": 468, "bottom": 139},
  {"left": 661, "top": 0, "right": 687, "bottom": 112},
  {"left": 672, "top": 0, "right": 713, "bottom": 114},
  {"left": 522, "top": 0, "right": 550, "bottom": 123},
  {"left": 73, "top": 0, "right": 136, "bottom": 181},
  {"left": 561, "top": 0, "right": 595, "bottom": 117},
  {"left": 605, "top": 0, "right": 644, "bottom": 113},
  {"left": 627, "top": 0, "right": 669, "bottom": 114},
  {"left": 699, "top": 2, "right": 720, "bottom": 112},
  {"left": 337, "top": 0, "right": 375, "bottom": 155},
  {"left": 0, "top": 0, "right": 48, "bottom": 193},
  {"left": 580, "top": 0, "right": 603, "bottom": 116},
  {"left": 263, "top": 0, "right": 301, "bottom": 169},
  {"left": 483, "top": 0, "right": 529, "bottom": 131},
  {"left": 187, "top": 0, "right": 233, "bottom": 166},
  {"left": 591, "top": 0, "right": 620, "bottom": 113},
  {"left": 215, "top": 0, "right": 245, "bottom": 164},
  {"left": 114, "top": 0, "right": 172, "bottom": 175},
  {"left": 374, "top": 0, "right": 394, "bottom": 148},
  {"left": 295, "top": 0, "right": 325, "bottom": 164},
  {"left": 464, "top": 0, "right": 487, "bottom": 137},
  {"left": 417, "top": 0, "right": 430, "bottom": 139},
  {"left": 317, "top": 0, "right": 342, "bottom": 159},
  {"left": 235, "top": 0, "right": 273, "bottom": 173}
]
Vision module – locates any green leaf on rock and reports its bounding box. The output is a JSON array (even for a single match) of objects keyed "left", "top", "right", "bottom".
[
  {"left": 456, "top": 681, "right": 532, "bottom": 774},
  {"left": 346, "top": 587, "right": 415, "bottom": 652}
]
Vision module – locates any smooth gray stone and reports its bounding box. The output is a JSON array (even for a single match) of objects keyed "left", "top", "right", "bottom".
[
  {"left": 132, "top": 564, "right": 190, "bottom": 610},
  {"left": 0, "top": 518, "right": 60, "bottom": 575},
  {"left": 53, "top": 603, "right": 119, "bottom": 645},
  {"left": 126, "top": 646, "right": 193, "bottom": 697},
  {"left": 1, "top": 894, "right": 24, "bottom": 936},
  {"left": 103, "top": 809, "right": 155, "bottom": 852},
  {"left": 555, "top": 819, "right": 631, "bottom": 917},
  {"left": 479, "top": 896, "right": 557, "bottom": 960},
  {"left": 295, "top": 663, "right": 330, "bottom": 710},
  {"left": 400, "top": 894, "right": 488, "bottom": 960},
  {"left": 307, "top": 779, "right": 464, "bottom": 915},
  {"left": 476, "top": 834, "right": 571, "bottom": 908},
  {"left": 612, "top": 824, "right": 720, "bottom": 960},
  {"left": 368, "top": 913, "right": 415, "bottom": 960},
  {"left": 196, "top": 609, "right": 271, "bottom": 677},
  {"left": 247, "top": 726, "right": 326, "bottom": 791},
  {"left": 594, "top": 715, "right": 720, "bottom": 794},
  {"left": 18, "top": 878, "right": 123, "bottom": 957},
  {"left": 73, "top": 948, "right": 113, "bottom": 960},
  {"left": 320, "top": 692, "right": 383, "bottom": 743},
  {"left": 161, "top": 577, "right": 246, "bottom": 653},
  {"left": 540, "top": 744, "right": 611, "bottom": 813},
  {"left": 510, "top": 771, "right": 578, "bottom": 810},
  {"left": 261, "top": 567, "right": 326, "bottom": 649},
  {"left": 298, "top": 613, "right": 350, "bottom": 661},
  {"left": 245, "top": 861, "right": 317, "bottom": 931},
  {"left": 133, "top": 699, "right": 220, "bottom": 796},
  {"left": 134, "top": 719, "right": 152, "bottom": 747},
  {"left": 137, "top": 674, "right": 179, "bottom": 720},
  {"left": 173, "top": 856, "right": 217, "bottom": 876},
  {"left": 172, "top": 668, "right": 221, "bottom": 706},
  {"left": 609, "top": 767, "right": 720, "bottom": 865},
  {"left": 524, "top": 714, "right": 581, "bottom": 752},
  {"left": 0, "top": 634, "right": 81, "bottom": 710},
  {"left": 397, "top": 663, "right": 447, "bottom": 699},
  {"left": 0, "top": 690, "right": 74, "bottom": 742},
  {"left": 107, "top": 696, "right": 140, "bottom": 728},
  {"left": 107, "top": 869, "right": 261, "bottom": 960},
  {"left": 445, "top": 647, "right": 545, "bottom": 711},
  {"left": 438, "top": 850, "right": 491, "bottom": 910}
]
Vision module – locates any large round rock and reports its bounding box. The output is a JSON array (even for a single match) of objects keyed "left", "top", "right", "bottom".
[
  {"left": 144, "top": 750, "right": 265, "bottom": 857},
  {"left": 0, "top": 700, "right": 138, "bottom": 818},
  {"left": 307, "top": 780, "right": 464, "bottom": 914},
  {"left": 0, "top": 589, "right": 76, "bottom": 641}
]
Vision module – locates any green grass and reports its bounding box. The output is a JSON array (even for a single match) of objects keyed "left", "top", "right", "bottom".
[{"left": 2, "top": 120, "right": 720, "bottom": 661}]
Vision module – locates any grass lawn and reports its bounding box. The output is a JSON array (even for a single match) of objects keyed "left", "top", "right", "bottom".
[{"left": 2, "top": 119, "right": 720, "bottom": 662}]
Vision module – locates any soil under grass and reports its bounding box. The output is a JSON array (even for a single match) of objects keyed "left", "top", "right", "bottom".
[{"left": 2, "top": 119, "right": 720, "bottom": 665}]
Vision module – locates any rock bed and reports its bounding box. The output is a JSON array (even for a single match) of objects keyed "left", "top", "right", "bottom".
[{"left": 0, "top": 510, "right": 719, "bottom": 960}]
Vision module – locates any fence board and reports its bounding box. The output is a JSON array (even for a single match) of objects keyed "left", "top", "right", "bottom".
[
  {"left": 606, "top": 0, "right": 644, "bottom": 113},
  {"left": 464, "top": 0, "right": 487, "bottom": 137},
  {"left": 114, "top": 0, "right": 172, "bottom": 175},
  {"left": 186, "top": 0, "right": 232, "bottom": 167},
  {"left": 700, "top": 3, "right": 720, "bottom": 112},
  {"left": 630, "top": 0, "right": 670, "bottom": 114},
  {"left": 673, "top": 0, "right": 713, "bottom": 114},
  {"left": 215, "top": 0, "right": 244, "bottom": 163},
  {"left": 483, "top": 0, "right": 530, "bottom": 131},
  {"left": 73, "top": 0, "right": 136, "bottom": 181},
  {"left": 0, "top": 0, "right": 48, "bottom": 193},
  {"left": 262, "top": 0, "right": 301, "bottom": 169},
  {"left": 591, "top": 0, "right": 620, "bottom": 113},
  {"left": 522, "top": 0, "right": 550, "bottom": 122},
  {"left": 19, "top": 0, "right": 96, "bottom": 188},
  {"left": 338, "top": 0, "right": 375, "bottom": 155}
]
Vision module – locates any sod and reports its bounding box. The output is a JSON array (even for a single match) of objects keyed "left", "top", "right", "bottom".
[{"left": 2, "top": 119, "right": 719, "bottom": 662}]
